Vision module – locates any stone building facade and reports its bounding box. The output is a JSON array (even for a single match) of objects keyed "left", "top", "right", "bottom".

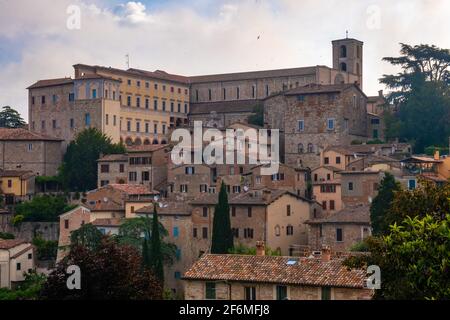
[
  {"left": 183, "top": 252, "right": 373, "bottom": 300},
  {"left": 307, "top": 204, "right": 371, "bottom": 252},
  {"left": 0, "top": 128, "right": 63, "bottom": 177},
  {"left": 265, "top": 83, "right": 369, "bottom": 169},
  {"left": 97, "top": 145, "right": 168, "bottom": 190},
  {"left": 340, "top": 171, "right": 383, "bottom": 206},
  {"left": 189, "top": 189, "right": 314, "bottom": 256},
  {"left": 188, "top": 38, "right": 363, "bottom": 128}
]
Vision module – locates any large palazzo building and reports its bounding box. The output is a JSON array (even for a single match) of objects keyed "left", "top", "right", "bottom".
[{"left": 27, "top": 37, "right": 364, "bottom": 150}]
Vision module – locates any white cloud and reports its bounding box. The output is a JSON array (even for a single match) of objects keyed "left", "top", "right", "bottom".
[
  {"left": 114, "top": 1, "right": 153, "bottom": 24},
  {"left": 0, "top": 0, "right": 450, "bottom": 120}
]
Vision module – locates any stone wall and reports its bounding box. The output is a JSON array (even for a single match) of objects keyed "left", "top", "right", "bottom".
[
  {"left": 308, "top": 222, "right": 370, "bottom": 252},
  {"left": 0, "top": 140, "right": 63, "bottom": 177},
  {"left": 265, "top": 85, "right": 368, "bottom": 169},
  {"left": 184, "top": 280, "right": 373, "bottom": 300},
  {"left": 0, "top": 221, "right": 59, "bottom": 242}
]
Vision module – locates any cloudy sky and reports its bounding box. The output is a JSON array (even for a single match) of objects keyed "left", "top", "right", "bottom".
[{"left": 1, "top": 0, "right": 449, "bottom": 120}]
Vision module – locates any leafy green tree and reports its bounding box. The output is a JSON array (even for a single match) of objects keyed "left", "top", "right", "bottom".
[
  {"left": 0, "top": 271, "right": 46, "bottom": 300},
  {"left": 229, "top": 243, "right": 281, "bottom": 256},
  {"left": 211, "top": 182, "right": 233, "bottom": 254},
  {"left": 380, "top": 43, "right": 450, "bottom": 152},
  {"left": 247, "top": 104, "right": 264, "bottom": 127},
  {"left": 70, "top": 223, "right": 103, "bottom": 251},
  {"left": 59, "top": 128, "right": 125, "bottom": 191},
  {"left": 41, "top": 238, "right": 163, "bottom": 300},
  {"left": 370, "top": 173, "right": 401, "bottom": 235},
  {"left": 0, "top": 106, "right": 26, "bottom": 128},
  {"left": 346, "top": 213, "right": 450, "bottom": 300},
  {"left": 15, "top": 195, "right": 75, "bottom": 222},
  {"left": 0, "top": 232, "right": 14, "bottom": 240},
  {"left": 385, "top": 180, "right": 450, "bottom": 226},
  {"left": 116, "top": 216, "right": 176, "bottom": 265},
  {"left": 32, "top": 235, "right": 58, "bottom": 260}
]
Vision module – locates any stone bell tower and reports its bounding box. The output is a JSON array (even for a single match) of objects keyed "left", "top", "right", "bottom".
[{"left": 332, "top": 36, "right": 364, "bottom": 87}]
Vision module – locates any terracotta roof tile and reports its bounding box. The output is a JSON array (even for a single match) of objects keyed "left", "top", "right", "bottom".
[
  {"left": 91, "top": 218, "right": 124, "bottom": 227},
  {"left": 189, "top": 66, "right": 317, "bottom": 83},
  {"left": 307, "top": 204, "right": 371, "bottom": 225},
  {"left": 27, "top": 78, "right": 74, "bottom": 89},
  {"left": 0, "top": 128, "right": 62, "bottom": 141},
  {"left": 189, "top": 100, "right": 260, "bottom": 115},
  {"left": 0, "top": 239, "right": 27, "bottom": 250},
  {"left": 0, "top": 170, "right": 35, "bottom": 179},
  {"left": 183, "top": 254, "right": 368, "bottom": 289}
]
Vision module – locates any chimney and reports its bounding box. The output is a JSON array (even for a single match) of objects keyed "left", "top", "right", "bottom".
[
  {"left": 434, "top": 150, "right": 440, "bottom": 161},
  {"left": 378, "top": 90, "right": 384, "bottom": 98},
  {"left": 256, "top": 241, "right": 265, "bottom": 256},
  {"left": 262, "top": 189, "right": 272, "bottom": 202},
  {"left": 321, "top": 245, "right": 331, "bottom": 262}
]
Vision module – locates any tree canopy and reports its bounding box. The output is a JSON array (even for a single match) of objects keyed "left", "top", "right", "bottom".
[
  {"left": 211, "top": 182, "right": 233, "bottom": 254},
  {"left": 380, "top": 43, "right": 450, "bottom": 152},
  {"left": 0, "top": 106, "right": 26, "bottom": 128},
  {"left": 15, "top": 195, "right": 75, "bottom": 222},
  {"left": 346, "top": 181, "right": 450, "bottom": 299},
  {"left": 41, "top": 238, "right": 163, "bottom": 300},
  {"left": 59, "top": 128, "right": 125, "bottom": 191}
]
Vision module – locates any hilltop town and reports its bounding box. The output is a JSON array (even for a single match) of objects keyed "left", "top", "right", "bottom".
[{"left": 1, "top": 37, "right": 449, "bottom": 301}]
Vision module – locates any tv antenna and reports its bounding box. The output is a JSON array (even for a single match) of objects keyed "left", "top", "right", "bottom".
[{"left": 125, "top": 54, "right": 130, "bottom": 69}]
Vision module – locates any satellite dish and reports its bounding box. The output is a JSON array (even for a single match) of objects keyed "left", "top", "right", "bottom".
[
  {"left": 243, "top": 186, "right": 249, "bottom": 192},
  {"left": 159, "top": 203, "right": 164, "bottom": 208},
  {"left": 154, "top": 196, "right": 160, "bottom": 202}
]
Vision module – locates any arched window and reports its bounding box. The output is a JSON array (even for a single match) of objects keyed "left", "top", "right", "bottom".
[
  {"left": 134, "top": 138, "right": 142, "bottom": 146},
  {"left": 275, "top": 225, "right": 281, "bottom": 237},
  {"left": 340, "top": 62, "right": 347, "bottom": 72},
  {"left": 161, "top": 140, "right": 168, "bottom": 145},
  {"left": 340, "top": 45, "right": 347, "bottom": 58},
  {"left": 143, "top": 139, "right": 151, "bottom": 145},
  {"left": 308, "top": 143, "right": 314, "bottom": 153},
  {"left": 298, "top": 143, "right": 304, "bottom": 154},
  {"left": 152, "top": 139, "right": 159, "bottom": 145},
  {"left": 125, "top": 138, "right": 133, "bottom": 146}
]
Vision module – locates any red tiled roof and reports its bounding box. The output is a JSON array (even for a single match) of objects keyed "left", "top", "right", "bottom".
[
  {"left": 0, "top": 239, "right": 27, "bottom": 250},
  {"left": 307, "top": 204, "right": 371, "bottom": 225},
  {"left": 0, "top": 128, "right": 62, "bottom": 141},
  {"left": 126, "top": 145, "right": 168, "bottom": 153},
  {"left": 189, "top": 100, "right": 260, "bottom": 115},
  {"left": 27, "top": 78, "right": 74, "bottom": 89},
  {"left": 109, "top": 184, "right": 158, "bottom": 195},
  {"left": 91, "top": 218, "right": 124, "bottom": 227},
  {"left": 0, "top": 170, "right": 35, "bottom": 179},
  {"left": 97, "top": 154, "right": 128, "bottom": 162},
  {"left": 135, "top": 201, "right": 191, "bottom": 216},
  {"left": 183, "top": 254, "right": 368, "bottom": 289},
  {"left": 189, "top": 66, "right": 317, "bottom": 84}
]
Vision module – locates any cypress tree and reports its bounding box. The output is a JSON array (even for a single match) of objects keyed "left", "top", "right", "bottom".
[
  {"left": 150, "top": 204, "right": 164, "bottom": 284},
  {"left": 370, "top": 172, "right": 401, "bottom": 235},
  {"left": 211, "top": 182, "right": 234, "bottom": 254},
  {"left": 142, "top": 237, "right": 151, "bottom": 270}
]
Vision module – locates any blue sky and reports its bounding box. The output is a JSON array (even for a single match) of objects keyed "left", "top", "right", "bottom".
[{"left": 1, "top": 0, "right": 450, "bottom": 119}]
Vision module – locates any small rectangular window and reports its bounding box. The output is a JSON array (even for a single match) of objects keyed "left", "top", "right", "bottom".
[
  {"left": 327, "top": 118, "right": 335, "bottom": 130},
  {"left": 321, "top": 287, "right": 331, "bottom": 300},
  {"left": 298, "top": 120, "right": 304, "bottom": 132},
  {"left": 205, "top": 282, "right": 216, "bottom": 300},
  {"left": 202, "top": 227, "right": 208, "bottom": 239},
  {"left": 64, "top": 220, "right": 69, "bottom": 229},
  {"left": 276, "top": 285, "right": 287, "bottom": 300},
  {"left": 336, "top": 228, "right": 343, "bottom": 242}
]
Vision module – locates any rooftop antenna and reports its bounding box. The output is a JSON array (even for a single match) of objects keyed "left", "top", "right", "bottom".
[
  {"left": 346, "top": 30, "right": 349, "bottom": 39},
  {"left": 125, "top": 54, "right": 130, "bottom": 69}
]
